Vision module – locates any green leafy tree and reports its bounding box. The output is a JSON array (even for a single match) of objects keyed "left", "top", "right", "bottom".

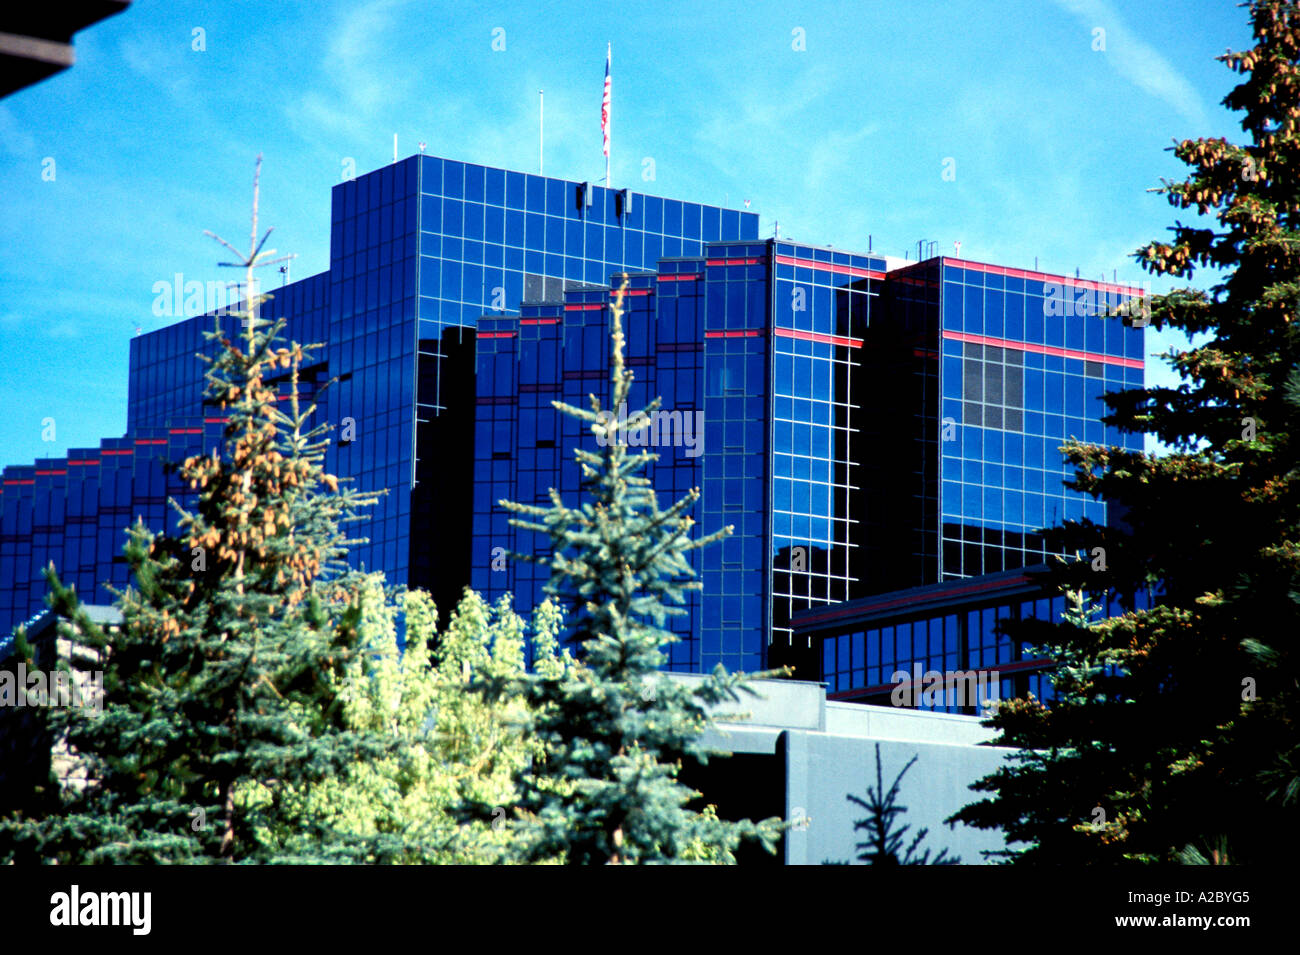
[
  {"left": 829, "top": 744, "right": 960, "bottom": 865},
  {"left": 465, "top": 286, "right": 784, "bottom": 864},
  {"left": 951, "top": 0, "right": 1300, "bottom": 864},
  {"left": 0, "top": 160, "right": 423, "bottom": 863},
  {"left": 267, "top": 580, "right": 567, "bottom": 863}
]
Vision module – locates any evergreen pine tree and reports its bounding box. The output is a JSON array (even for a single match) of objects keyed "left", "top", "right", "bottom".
[
  {"left": 951, "top": 0, "right": 1300, "bottom": 863},
  {"left": 467, "top": 285, "right": 784, "bottom": 864},
  {"left": 0, "top": 159, "right": 416, "bottom": 863}
]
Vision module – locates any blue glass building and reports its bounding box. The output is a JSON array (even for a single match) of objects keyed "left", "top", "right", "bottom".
[
  {"left": 2, "top": 153, "right": 1146, "bottom": 701},
  {"left": 2, "top": 155, "right": 756, "bottom": 636},
  {"left": 797, "top": 258, "right": 1150, "bottom": 704},
  {"left": 795, "top": 564, "right": 1159, "bottom": 713},
  {"left": 469, "top": 244, "right": 1147, "bottom": 677},
  {"left": 472, "top": 240, "right": 892, "bottom": 673}
]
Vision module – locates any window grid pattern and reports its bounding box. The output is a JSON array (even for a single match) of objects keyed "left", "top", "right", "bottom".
[
  {"left": 939, "top": 266, "right": 1146, "bottom": 581},
  {"left": 701, "top": 258, "right": 768, "bottom": 673},
  {"left": 415, "top": 158, "right": 752, "bottom": 607},
  {"left": 768, "top": 243, "right": 886, "bottom": 657},
  {"left": 329, "top": 158, "right": 419, "bottom": 583}
]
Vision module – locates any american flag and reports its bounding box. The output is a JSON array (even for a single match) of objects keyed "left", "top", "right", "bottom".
[{"left": 601, "top": 45, "right": 611, "bottom": 159}]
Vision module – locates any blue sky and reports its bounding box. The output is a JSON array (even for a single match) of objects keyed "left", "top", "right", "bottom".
[{"left": 0, "top": 0, "right": 1248, "bottom": 465}]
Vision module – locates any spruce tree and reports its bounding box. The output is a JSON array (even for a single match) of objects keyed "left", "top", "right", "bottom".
[
  {"left": 467, "top": 286, "right": 784, "bottom": 864},
  {"left": 951, "top": 0, "right": 1300, "bottom": 863},
  {"left": 0, "top": 159, "right": 413, "bottom": 863}
]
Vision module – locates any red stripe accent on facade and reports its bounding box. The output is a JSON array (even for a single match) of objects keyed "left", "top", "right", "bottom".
[
  {"left": 134, "top": 439, "right": 167, "bottom": 445},
  {"left": 705, "top": 257, "right": 765, "bottom": 266},
  {"left": 942, "top": 330, "right": 1142, "bottom": 369},
  {"left": 203, "top": 418, "right": 228, "bottom": 424},
  {"left": 774, "top": 254, "right": 886, "bottom": 280},
  {"left": 169, "top": 428, "right": 202, "bottom": 434},
  {"left": 612, "top": 288, "right": 651, "bottom": 296},
  {"left": 68, "top": 459, "right": 100, "bottom": 466},
  {"left": 476, "top": 331, "right": 515, "bottom": 339},
  {"left": 944, "top": 258, "right": 1146, "bottom": 298},
  {"left": 3, "top": 479, "right": 35, "bottom": 486},
  {"left": 657, "top": 274, "right": 700, "bottom": 281},
  {"left": 519, "top": 318, "right": 560, "bottom": 325},
  {"left": 35, "top": 470, "right": 67, "bottom": 476},
  {"left": 774, "top": 327, "right": 862, "bottom": 349},
  {"left": 704, "top": 329, "right": 761, "bottom": 339},
  {"left": 564, "top": 303, "right": 604, "bottom": 311},
  {"left": 102, "top": 449, "right": 134, "bottom": 456}
]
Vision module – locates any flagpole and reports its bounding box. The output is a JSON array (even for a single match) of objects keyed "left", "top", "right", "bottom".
[
  {"left": 605, "top": 43, "right": 611, "bottom": 189},
  {"left": 539, "top": 89, "right": 544, "bottom": 175}
]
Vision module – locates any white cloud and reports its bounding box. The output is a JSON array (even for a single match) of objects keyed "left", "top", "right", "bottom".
[
  {"left": 292, "top": 0, "right": 419, "bottom": 141},
  {"left": 1051, "top": 0, "right": 1210, "bottom": 129}
]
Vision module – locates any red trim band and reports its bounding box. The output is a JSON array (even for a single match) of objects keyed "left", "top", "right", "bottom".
[
  {"left": 774, "top": 327, "right": 862, "bottom": 349},
  {"left": 942, "top": 330, "right": 1142, "bottom": 369},
  {"left": 944, "top": 258, "right": 1146, "bottom": 298},
  {"left": 774, "top": 254, "right": 886, "bottom": 280}
]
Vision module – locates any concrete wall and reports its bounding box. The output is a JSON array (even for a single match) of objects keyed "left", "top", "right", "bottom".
[
  {"left": 782, "top": 730, "right": 1011, "bottom": 865},
  {"left": 677, "top": 673, "right": 1015, "bottom": 865}
]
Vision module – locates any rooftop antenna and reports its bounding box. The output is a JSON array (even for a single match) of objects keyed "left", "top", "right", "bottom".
[
  {"left": 539, "top": 89, "right": 544, "bottom": 175},
  {"left": 418, "top": 142, "right": 427, "bottom": 153},
  {"left": 954, "top": 240, "right": 962, "bottom": 256},
  {"left": 393, "top": 133, "right": 398, "bottom": 164}
]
